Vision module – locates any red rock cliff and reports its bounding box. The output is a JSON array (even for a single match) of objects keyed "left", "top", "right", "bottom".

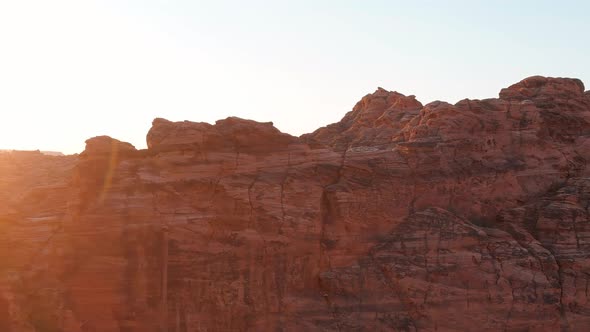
[{"left": 1, "top": 76, "right": 590, "bottom": 331}]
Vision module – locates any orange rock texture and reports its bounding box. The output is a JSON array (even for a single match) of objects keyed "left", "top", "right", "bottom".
[{"left": 1, "top": 76, "right": 590, "bottom": 331}]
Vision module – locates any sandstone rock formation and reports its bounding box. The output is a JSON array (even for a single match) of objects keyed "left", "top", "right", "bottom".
[{"left": 0, "top": 76, "right": 589, "bottom": 331}]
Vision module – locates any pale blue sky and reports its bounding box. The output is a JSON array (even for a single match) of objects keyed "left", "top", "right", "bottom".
[{"left": 1, "top": 0, "right": 588, "bottom": 153}]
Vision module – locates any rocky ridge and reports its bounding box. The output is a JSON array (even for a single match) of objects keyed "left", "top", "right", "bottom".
[{"left": 0, "top": 76, "right": 589, "bottom": 331}]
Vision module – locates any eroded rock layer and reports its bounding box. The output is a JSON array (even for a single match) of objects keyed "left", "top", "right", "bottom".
[{"left": 1, "top": 76, "right": 590, "bottom": 331}]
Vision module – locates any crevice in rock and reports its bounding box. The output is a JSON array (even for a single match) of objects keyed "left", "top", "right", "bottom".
[
  {"left": 319, "top": 145, "right": 349, "bottom": 271},
  {"left": 279, "top": 152, "right": 291, "bottom": 233},
  {"left": 247, "top": 175, "right": 258, "bottom": 229}
]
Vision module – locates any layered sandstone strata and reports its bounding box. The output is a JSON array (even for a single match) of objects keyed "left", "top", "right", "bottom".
[{"left": 0, "top": 76, "right": 589, "bottom": 331}]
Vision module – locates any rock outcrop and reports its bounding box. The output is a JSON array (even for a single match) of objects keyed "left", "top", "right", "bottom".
[
  {"left": 0, "top": 76, "right": 589, "bottom": 331},
  {"left": 302, "top": 88, "right": 423, "bottom": 150}
]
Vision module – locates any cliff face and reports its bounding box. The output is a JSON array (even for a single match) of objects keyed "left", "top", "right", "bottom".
[{"left": 1, "top": 76, "right": 590, "bottom": 331}]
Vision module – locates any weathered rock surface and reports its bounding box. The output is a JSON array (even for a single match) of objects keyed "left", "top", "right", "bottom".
[
  {"left": 0, "top": 76, "right": 590, "bottom": 331},
  {"left": 303, "top": 88, "right": 423, "bottom": 151}
]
